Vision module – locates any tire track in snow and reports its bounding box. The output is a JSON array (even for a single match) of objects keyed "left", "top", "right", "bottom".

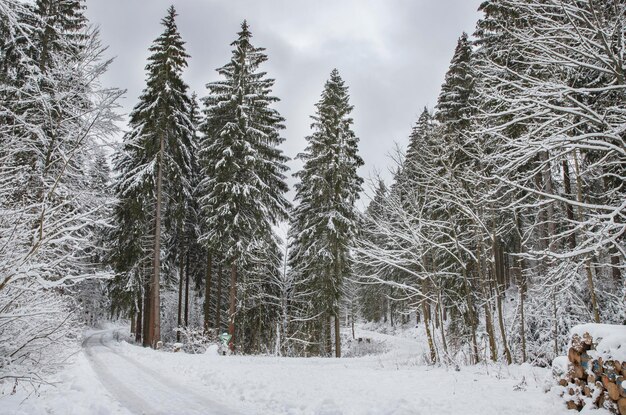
[{"left": 83, "top": 330, "right": 238, "bottom": 415}]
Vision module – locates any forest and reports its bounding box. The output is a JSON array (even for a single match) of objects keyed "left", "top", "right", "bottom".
[{"left": 0, "top": 0, "right": 624, "bottom": 398}]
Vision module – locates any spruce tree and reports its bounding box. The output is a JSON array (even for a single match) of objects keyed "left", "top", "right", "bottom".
[
  {"left": 34, "top": 0, "right": 87, "bottom": 71},
  {"left": 198, "top": 21, "right": 290, "bottom": 350},
  {"left": 288, "top": 69, "right": 363, "bottom": 357},
  {"left": 435, "top": 33, "right": 474, "bottom": 135},
  {"left": 110, "top": 6, "right": 194, "bottom": 348}
]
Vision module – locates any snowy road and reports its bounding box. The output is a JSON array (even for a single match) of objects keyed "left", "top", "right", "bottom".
[
  {"left": 5, "top": 326, "right": 574, "bottom": 415},
  {"left": 83, "top": 330, "right": 237, "bottom": 415}
]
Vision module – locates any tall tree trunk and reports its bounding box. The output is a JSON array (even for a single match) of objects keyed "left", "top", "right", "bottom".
[
  {"left": 519, "top": 271, "right": 527, "bottom": 363},
  {"left": 351, "top": 317, "right": 355, "bottom": 340},
  {"left": 437, "top": 289, "right": 448, "bottom": 363},
  {"left": 177, "top": 253, "right": 184, "bottom": 342},
  {"left": 534, "top": 172, "right": 549, "bottom": 252},
  {"left": 228, "top": 262, "right": 237, "bottom": 352},
  {"left": 421, "top": 278, "right": 436, "bottom": 364},
  {"left": 216, "top": 260, "right": 222, "bottom": 331},
  {"left": 149, "top": 135, "right": 164, "bottom": 349},
  {"left": 515, "top": 211, "right": 528, "bottom": 363},
  {"left": 476, "top": 235, "right": 497, "bottom": 362},
  {"left": 541, "top": 152, "right": 562, "bottom": 352},
  {"left": 609, "top": 246, "right": 622, "bottom": 285},
  {"left": 573, "top": 150, "right": 600, "bottom": 323},
  {"left": 562, "top": 159, "right": 576, "bottom": 249},
  {"left": 492, "top": 234, "right": 512, "bottom": 364},
  {"left": 135, "top": 294, "right": 143, "bottom": 344},
  {"left": 142, "top": 282, "right": 151, "bottom": 347},
  {"left": 383, "top": 296, "right": 388, "bottom": 323},
  {"left": 552, "top": 289, "right": 559, "bottom": 355},
  {"left": 184, "top": 247, "right": 190, "bottom": 327},
  {"left": 204, "top": 250, "right": 212, "bottom": 332},
  {"left": 325, "top": 314, "right": 332, "bottom": 356},
  {"left": 334, "top": 314, "right": 341, "bottom": 358},
  {"left": 462, "top": 269, "right": 479, "bottom": 364},
  {"left": 540, "top": 152, "right": 557, "bottom": 253},
  {"left": 130, "top": 310, "right": 136, "bottom": 337}
]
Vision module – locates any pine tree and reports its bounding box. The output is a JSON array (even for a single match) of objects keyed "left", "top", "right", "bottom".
[
  {"left": 289, "top": 69, "right": 363, "bottom": 358},
  {"left": 110, "top": 6, "right": 195, "bottom": 348},
  {"left": 198, "top": 21, "right": 290, "bottom": 350}
]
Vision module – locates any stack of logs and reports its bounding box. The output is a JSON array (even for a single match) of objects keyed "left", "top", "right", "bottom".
[{"left": 557, "top": 332, "right": 626, "bottom": 414}]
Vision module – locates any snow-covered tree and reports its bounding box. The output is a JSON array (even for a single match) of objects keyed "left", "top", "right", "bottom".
[
  {"left": 289, "top": 69, "right": 364, "bottom": 357},
  {"left": 0, "top": 0, "right": 121, "bottom": 380},
  {"left": 109, "top": 5, "right": 195, "bottom": 348},
  {"left": 198, "top": 21, "right": 290, "bottom": 350}
]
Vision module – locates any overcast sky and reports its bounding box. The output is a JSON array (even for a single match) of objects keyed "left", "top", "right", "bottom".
[{"left": 85, "top": 0, "right": 483, "bottom": 205}]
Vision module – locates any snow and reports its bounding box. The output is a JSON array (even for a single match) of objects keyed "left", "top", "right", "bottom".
[
  {"left": 2, "top": 326, "right": 572, "bottom": 415},
  {"left": 1, "top": 352, "right": 131, "bottom": 415},
  {"left": 569, "top": 323, "right": 626, "bottom": 362},
  {"left": 551, "top": 355, "right": 569, "bottom": 377}
]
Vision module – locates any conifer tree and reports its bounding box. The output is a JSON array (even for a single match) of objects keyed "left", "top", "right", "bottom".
[
  {"left": 110, "top": 5, "right": 194, "bottom": 348},
  {"left": 199, "top": 21, "right": 290, "bottom": 350},
  {"left": 34, "top": 0, "right": 87, "bottom": 71},
  {"left": 435, "top": 32, "right": 476, "bottom": 169},
  {"left": 289, "top": 69, "right": 363, "bottom": 358}
]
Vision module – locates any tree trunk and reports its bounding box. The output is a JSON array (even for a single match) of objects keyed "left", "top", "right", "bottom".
[
  {"left": 130, "top": 310, "right": 136, "bottom": 337},
  {"left": 519, "top": 270, "right": 527, "bottom": 363},
  {"left": 228, "top": 262, "right": 237, "bottom": 352},
  {"left": 421, "top": 279, "right": 436, "bottom": 364},
  {"left": 609, "top": 246, "right": 622, "bottom": 285},
  {"left": 562, "top": 159, "right": 576, "bottom": 249},
  {"left": 534, "top": 172, "right": 549, "bottom": 252},
  {"left": 463, "top": 269, "right": 479, "bottom": 364},
  {"left": 515, "top": 211, "right": 528, "bottom": 363},
  {"left": 216, "top": 260, "right": 222, "bottom": 332},
  {"left": 351, "top": 317, "right": 355, "bottom": 340},
  {"left": 135, "top": 294, "right": 142, "bottom": 344},
  {"left": 334, "top": 314, "right": 341, "bottom": 358},
  {"left": 573, "top": 150, "right": 600, "bottom": 323},
  {"left": 492, "top": 234, "right": 512, "bottom": 364},
  {"left": 541, "top": 152, "right": 557, "bottom": 253},
  {"left": 177, "top": 253, "right": 184, "bottom": 342},
  {"left": 325, "top": 314, "right": 332, "bottom": 356},
  {"left": 437, "top": 289, "right": 448, "bottom": 362},
  {"left": 184, "top": 247, "right": 190, "bottom": 327},
  {"left": 204, "top": 250, "right": 212, "bottom": 332},
  {"left": 383, "top": 296, "right": 388, "bottom": 323},
  {"left": 149, "top": 134, "right": 164, "bottom": 349},
  {"left": 476, "top": 235, "right": 497, "bottom": 362},
  {"left": 142, "top": 282, "right": 150, "bottom": 347},
  {"left": 552, "top": 289, "right": 558, "bottom": 355}
]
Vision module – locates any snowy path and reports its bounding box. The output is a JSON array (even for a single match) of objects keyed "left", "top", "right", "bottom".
[
  {"left": 4, "top": 326, "right": 575, "bottom": 415},
  {"left": 83, "top": 330, "right": 237, "bottom": 415}
]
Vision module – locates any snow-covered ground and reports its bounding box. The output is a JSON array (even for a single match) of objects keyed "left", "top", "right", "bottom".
[{"left": 2, "top": 326, "right": 577, "bottom": 415}]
